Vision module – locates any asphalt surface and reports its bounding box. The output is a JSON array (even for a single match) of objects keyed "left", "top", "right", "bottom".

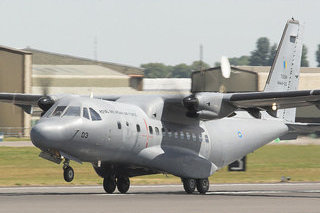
[{"left": 0, "top": 183, "right": 319, "bottom": 213}]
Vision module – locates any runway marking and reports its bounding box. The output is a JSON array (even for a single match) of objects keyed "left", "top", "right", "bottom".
[{"left": 207, "top": 190, "right": 320, "bottom": 195}]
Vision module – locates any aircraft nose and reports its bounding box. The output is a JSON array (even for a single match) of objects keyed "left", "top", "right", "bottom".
[{"left": 31, "top": 122, "right": 64, "bottom": 149}]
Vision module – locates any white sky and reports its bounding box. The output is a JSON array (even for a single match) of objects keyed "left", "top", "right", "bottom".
[{"left": 0, "top": 0, "right": 319, "bottom": 67}]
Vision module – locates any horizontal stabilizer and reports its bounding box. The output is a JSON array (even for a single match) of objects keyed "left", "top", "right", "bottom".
[{"left": 286, "top": 122, "right": 320, "bottom": 134}]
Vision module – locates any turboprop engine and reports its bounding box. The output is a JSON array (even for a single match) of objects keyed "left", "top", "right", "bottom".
[{"left": 183, "top": 92, "right": 236, "bottom": 120}]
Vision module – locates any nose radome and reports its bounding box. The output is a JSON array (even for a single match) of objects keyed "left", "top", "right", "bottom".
[
  {"left": 31, "top": 122, "right": 64, "bottom": 149},
  {"left": 30, "top": 124, "right": 46, "bottom": 148}
]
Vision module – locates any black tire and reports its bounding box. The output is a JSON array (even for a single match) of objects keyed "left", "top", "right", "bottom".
[
  {"left": 196, "top": 178, "right": 209, "bottom": 194},
  {"left": 117, "top": 177, "right": 130, "bottom": 194},
  {"left": 63, "top": 166, "right": 74, "bottom": 182},
  {"left": 182, "top": 178, "right": 196, "bottom": 194},
  {"left": 103, "top": 176, "right": 116, "bottom": 194}
]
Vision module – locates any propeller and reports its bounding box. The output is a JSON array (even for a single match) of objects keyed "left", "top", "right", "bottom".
[
  {"left": 38, "top": 78, "right": 55, "bottom": 116},
  {"left": 38, "top": 96, "right": 55, "bottom": 113}
]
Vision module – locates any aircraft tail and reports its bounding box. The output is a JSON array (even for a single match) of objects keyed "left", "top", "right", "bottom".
[{"left": 264, "top": 19, "right": 304, "bottom": 122}]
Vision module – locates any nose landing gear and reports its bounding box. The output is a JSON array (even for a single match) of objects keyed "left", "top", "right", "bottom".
[{"left": 63, "top": 159, "right": 74, "bottom": 182}]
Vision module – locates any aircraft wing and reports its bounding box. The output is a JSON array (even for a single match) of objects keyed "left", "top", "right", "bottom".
[
  {"left": 227, "top": 90, "right": 320, "bottom": 110},
  {"left": 0, "top": 93, "right": 45, "bottom": 106}
]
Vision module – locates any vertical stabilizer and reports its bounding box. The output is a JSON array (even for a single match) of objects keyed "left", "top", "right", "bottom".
[{"left": 264, "top": 19, "right": 303, "bottom": 122}]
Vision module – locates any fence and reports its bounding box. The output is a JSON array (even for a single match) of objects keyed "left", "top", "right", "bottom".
[{"left": 0, "top": 127, "right": 31, "bottom": 138}]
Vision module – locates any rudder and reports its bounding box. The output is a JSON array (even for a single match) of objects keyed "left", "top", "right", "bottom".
[{"left": 264, "top": 19, "right": 303, "bottom": 122}]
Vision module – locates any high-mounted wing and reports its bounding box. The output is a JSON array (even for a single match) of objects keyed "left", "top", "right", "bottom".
[
  {"left": 0, "top": 93, "right": 56, "bottom": 114},
  {"left": 227, "top": 90, "right": 320, "bottom": 110},
  {"left": 0, "top": 93, "right": 44, "bottom": 105}
]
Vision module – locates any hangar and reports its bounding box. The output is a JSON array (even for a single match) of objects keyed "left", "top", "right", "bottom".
[{"left": 0, "top": 46, "right": 143, "bottom": 136}]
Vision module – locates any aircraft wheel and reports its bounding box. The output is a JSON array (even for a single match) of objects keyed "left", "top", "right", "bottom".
[
  {"left": 182, "top": 178, "right": 196, "bottom": 194},
  {"left": 196, "top": 178, "right": 209, "bottom": 194},
  {"left": 103, "top": 176, "right": 116, "bottom": 194},
  {"left": 117, "top": 176, "right": 130, "bottom": 194},
  {"left": 63, "top": 166, "right": 74, "bottom": 182}
]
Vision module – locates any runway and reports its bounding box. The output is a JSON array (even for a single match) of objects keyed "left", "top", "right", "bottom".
[{"left": 0, "top": 183, "right": 320, "bottom": 213}]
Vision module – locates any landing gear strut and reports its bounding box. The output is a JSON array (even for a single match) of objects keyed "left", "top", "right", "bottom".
[
  {"left": 63, "top": 159, "right": 74, "bottom": 182},
  {"left": 182, "top": 178, "right": 209, "bottom": 194}
]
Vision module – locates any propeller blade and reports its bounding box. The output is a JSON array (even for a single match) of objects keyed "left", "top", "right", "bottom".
[{"left": 221, "top": 56, "right": 231, "bottom": 79}]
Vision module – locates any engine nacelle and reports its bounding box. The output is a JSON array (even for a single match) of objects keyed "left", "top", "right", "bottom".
[{"left": 183, "top": 92, "right": 236, "bottom": 119}]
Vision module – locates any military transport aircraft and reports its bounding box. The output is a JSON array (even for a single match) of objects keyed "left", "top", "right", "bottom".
[{"left": 0, "top": 19, "right": 318, "bottom": 194}]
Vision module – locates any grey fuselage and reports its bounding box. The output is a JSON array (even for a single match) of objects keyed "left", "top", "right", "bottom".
[{"left": 31, "top": 96, "right": 289, "bottom": 179}]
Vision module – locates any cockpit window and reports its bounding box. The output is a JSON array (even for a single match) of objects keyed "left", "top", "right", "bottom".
[
  {"left": 89, "top": 108, "right": 102, "bottom": 121},
  {"left": 83, "top": 107, "right": 90, "bottom": 120},
  {"left": 63, "top": 106, "right": 81, "bottom": 117},
  {"left": 52, "top": 106, "right": 67, "bottom": 117}
]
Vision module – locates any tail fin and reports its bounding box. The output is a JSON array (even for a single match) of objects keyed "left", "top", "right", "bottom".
[{"left": 264, "top": 19, "right": 304, "bottom": 122}]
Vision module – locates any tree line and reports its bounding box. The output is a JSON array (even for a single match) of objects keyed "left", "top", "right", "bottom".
[
  {"left": 142, "top": 37, "right": 320, "bottom": 78},
  {"left": 141, "top": 61, "right": 210, "bottom": 78}
]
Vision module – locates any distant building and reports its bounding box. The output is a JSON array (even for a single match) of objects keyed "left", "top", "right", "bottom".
[
  {"left": 143, "top": 78, "right": 191, "bottom": 92},
  {"left": 237, "top": 66, "right": 320, "bottom": 123},
  {"left": 0, "top": 45, "right": 144, "bottom": 135},
  {"left": 193, "top": 65, "right": 320, "bottom": 123},
  {"left": 237, "top": 66, "right": 320, "bottom": 91}
]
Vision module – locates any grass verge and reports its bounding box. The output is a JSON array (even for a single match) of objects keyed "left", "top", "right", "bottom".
[{"left": 0, "top": 145, "right": 319, "bottom": 186}]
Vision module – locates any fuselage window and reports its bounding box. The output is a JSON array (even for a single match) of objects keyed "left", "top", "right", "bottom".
[
  {"left": 63, "top": 106, "right": 81, "bottom": 117},
  {"left": 90, "top": 108, "right": 102, "bottom": 121},
  {"left": 180, "top": 131, "right": 184, "bottom": 140},
  {"left": 117, "top": 121, "right": 122, "bottom": 129},
  {"left": 149, "top": 126, "right": 153, "bottom": 134},
  {"left": 44, "top": 105, "right": 56, "bottom": 117},
  {"left": 52, "top": 106, "right": 67, "bottom": 117},
  {"left": 126, "top": 121, "right": 129, "bottom": 127},
  {"left": 155, "top": 127, "right": 159, "bottom": 135},
  {"left": 136, "top": 124, "right": 141, "bottom": 132},
  {"left": 83, "top": 107, "right": 90, "bottom": 120},
  {"left": 174, "top": 131, "right": 178, "bottom": 139},
  {"left": 168, "top": 129, "right": 172, "bottom": 138},
  {"left": 192, "top": 133, "right": 197, "bottom": 142},
  {"left": 199, "top": 134, "right": 203, "bottom": 142},
  {"left": 186, "top": 132, "right": 191, "bottom": 141},
  {"left": 205, "top": 135, "right": 209, "bottom": 143}
]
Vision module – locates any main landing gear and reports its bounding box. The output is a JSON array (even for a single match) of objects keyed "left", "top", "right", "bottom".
[
  {"left": 63, "top": 159, "right": 74, "bottom": 182},
  {"left": 182, "top": 178, "right": 209, "bottom": 194},
  {"left": 103, "top": 176, "right": 130, "bottom": 194}
]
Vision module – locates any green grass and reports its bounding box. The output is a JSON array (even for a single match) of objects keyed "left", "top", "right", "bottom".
[{"left": 0, "top": 145, "right": 319, "bottom": 186}]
